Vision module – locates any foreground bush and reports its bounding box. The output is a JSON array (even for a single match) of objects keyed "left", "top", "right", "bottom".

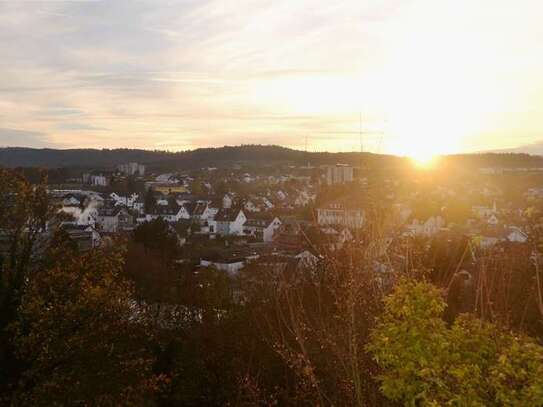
[
  {"left": 10, "top": 246, "right": 160, "bottom": 405},
  {"left": 368, "top": 279, "right": 543, "bottom": 406}
]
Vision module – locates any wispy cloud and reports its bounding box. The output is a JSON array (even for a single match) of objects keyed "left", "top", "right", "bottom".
[
  {"left": 1, "top": 0, "right": 543, "bottom": 153},
  {"left": 0, "top": 128, "right": 60, "bottom": 148}
]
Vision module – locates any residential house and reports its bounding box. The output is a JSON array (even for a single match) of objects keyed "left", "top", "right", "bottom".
[
  {"left": 473, "top": 226, "right": 528, "bottom": 248},
  {"left": 243, "top": 215, "right": 282, "bottom": 242},
  {"left": 222, "top": 194, "right": 233, "bottom": 209},
  {"left": 507, "top": 226, "right": 529, "bottom": 244},
  {"left": 89, "top": 175, "right": 108, "bottom": 187},
  {"left": 200, "top": 248, "right": 259, "bottom": 276},
  {"left": 62, "top": 193, "right": 84, "bottom": 207},
  {"left": 96, "top": 206, "right": 134, "bottom": 233},
  {"left": 214, "top": 207, "right": 246, "bottom": 236},
  {"left": 155, "top": 173, "right": 180, "bottom": 183},
  {"left": 406, "top": 216, "right": 445, "bottom": 237},
  {"left": 146, "top": 203, "right": 190, "bottom": 223},
  {"left": 110, "top": 192, "right": 143, "bottom": 213},
  {"left": 243, "top": 199, "right": 260, "bottom": 213},
  {"left": 62, "top": 224, "right": 101, "bottom": 251},
  {"left": 187, "top": 201, "right": 214, "bottom": 221},
  {"left": 316, "top": 198, "right": 365, "bottom": 229}
]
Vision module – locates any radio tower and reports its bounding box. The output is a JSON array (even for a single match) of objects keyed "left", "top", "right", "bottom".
[
  {"left": 359, "top": 112, "right": 364, "bottom": 154},
  {"left": 359, "top": 112, "right": 365, "bottom": 174},
  {"left": 304, "top": 135, "right": 309, "bottom": 168}
]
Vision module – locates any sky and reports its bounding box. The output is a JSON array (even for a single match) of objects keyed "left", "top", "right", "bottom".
[{"left": 1, "top": 0, "right": 543, "bottom": 156}]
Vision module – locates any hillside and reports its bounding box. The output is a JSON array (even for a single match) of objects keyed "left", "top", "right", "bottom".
[
  {"left": 0, "top": 145, "right": 400, "bottom": 170},
  {"left": 1, "top": 145, "right": 543, "bottom": 170}
]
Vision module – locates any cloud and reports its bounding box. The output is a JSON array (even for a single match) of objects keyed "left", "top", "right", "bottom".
[
  {"left": 0, "top": 128, "right": 59, "bottom": 148},
  {"left": 1, "top": 0, "right": 543, "bottom": 153}
]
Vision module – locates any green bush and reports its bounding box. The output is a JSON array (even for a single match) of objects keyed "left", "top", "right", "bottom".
[{"left": 367, "top": 279, "right": 543, "bottom": 406}]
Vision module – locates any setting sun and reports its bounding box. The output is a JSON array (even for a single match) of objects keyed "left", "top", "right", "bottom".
[{"left": 411, "top": 152, "right": 438, "bottom": 169}]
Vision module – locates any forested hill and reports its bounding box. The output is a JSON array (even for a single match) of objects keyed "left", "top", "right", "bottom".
[
  {"left": 0, "top": 145, "right": 399, "bottom": 169},
  {"left": 0, "top": 145, "right": 542, "bottom": 170}
]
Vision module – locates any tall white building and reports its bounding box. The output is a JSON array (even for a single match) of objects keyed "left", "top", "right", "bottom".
[
  {"left": 325, "top": 164, "right": 354, "bottom": 185},
  {"left": 118, "top": 162, "right": 145, "bottom": 176}
]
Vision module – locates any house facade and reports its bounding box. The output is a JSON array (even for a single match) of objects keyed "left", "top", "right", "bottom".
[
  {"left": 146, "top": 204, "right": 189, "bottom": 223},
  {"left": 316, "top": 200, "right": 364, "bottom": 229},
  {"left": 214, "top": 208, "right": 246, "bottom": 236},
  {"left": 96, "top": 207, "right": 134, "bottom": 233},
  {"left": 243, "top": 216, "right": 282, "bottom": 242}
]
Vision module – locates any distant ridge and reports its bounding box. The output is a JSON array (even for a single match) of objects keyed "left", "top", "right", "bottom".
[
  {"left": 483, "top": 142, "right": 543, "bottom": 156},
  {"left": 1, "top": 145, "right": 543, "bottom": 170},
  {"left": 0, "top": 145, "right": 396, "bottom": 169}
]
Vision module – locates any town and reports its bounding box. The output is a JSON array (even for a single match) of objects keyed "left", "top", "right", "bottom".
[
  {"left": 3, "top": 0, "right": 543, "bottom": 403},
  {"left": 3, "top": 149, "right": 543, "bottom": 405},
  {"left": 40, "top": 156, "right": 541, "bottom": 273}
]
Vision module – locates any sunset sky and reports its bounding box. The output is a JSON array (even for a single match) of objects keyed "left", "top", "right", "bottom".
[{"left": 1, "top": 0, "right": 543, "bottom": 157}]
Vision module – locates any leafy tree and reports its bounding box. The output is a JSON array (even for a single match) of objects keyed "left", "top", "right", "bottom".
[
  {"left": 0, "top": 169, "right": 54, "bottom": 395},
  {"left": 144, "top": 189, "right": 156, "bottom": 212},
  {"left": 190, "top": 180, "right": 204, "bottom": 196},
  {"left": 133, "top": 219, "right": 178, "bottom": 259},
  {"left": 0, "top": 169, "right": 51, "bottom": 322},
  {"left": 10, "top": 246, "right": 160, "bottom": 405},
  {"left": 368, "top": 279, "right": 543, "bottom": 406}
]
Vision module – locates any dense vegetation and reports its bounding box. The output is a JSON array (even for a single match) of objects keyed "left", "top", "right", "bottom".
[
  {"left": 3, "top": 145, "right": 543, "bottom": 172},
  {"left": 1, "top": 168, "right": 542, "bottom": 405}
]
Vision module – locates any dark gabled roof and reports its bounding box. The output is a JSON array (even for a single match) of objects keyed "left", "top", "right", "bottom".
[
  {"left": 244, "top": 214, "right": 278, "bottom": 228},
  {"left": 61, "top": 223, "right": 94, "bottom": 232},
  {"left": 215, "top": 207, "right": 243, "bottom": 222},
  {"left": 181, "top": 201, "right": 208, "bottom": 217},
  {"left": 182, "top": 201, "right": 197, "bottom": 216},
  {"left": 192, "top": 201, "right": 208, "bottom": 216},
  {"left": 201, "top": 247, "right": 257, "bottom": 263},
  {"left": 98, "top": 206, "right": 127, "bottom": 217},
  {"left": 147, "top": 204, "right": 182, "bottom": 216},
  {"left": 63, "top": 192, "right": 84, "bottom": 200}
]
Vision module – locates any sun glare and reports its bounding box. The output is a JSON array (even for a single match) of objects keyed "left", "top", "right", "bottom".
[{"left": 411, "top": 152, "right": 438, "bottom": 169}]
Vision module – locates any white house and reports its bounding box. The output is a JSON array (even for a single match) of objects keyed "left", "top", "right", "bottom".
[
  {"left": 96, "top": 206, "right": 134, "bottom": 233},
  {"left": 243, "top": 199, "right": 260, "bottom": 213},
  {"left": 507, "top": 227, "right": 528, "bottom": 243},
  {"left": 319, "top": 226, "right": 354, "bottom": 250},
  {"left": 61, "top": 224, "right": 101, "bottom": 251},
  {"left": 487, "top": 214, "right": 499, "bottom": 226},
  {"left": 222, "top": 194, "right": 233, "bottom": 209},
  {"left": 276, "top": 190, "right": 287, "bottom": 201},
  {"left": 295, "top": 250, "right": 320, "bottom": 268},
  {"left": 62, "top": 194, "right": 82, "bottom": 207},
  {"left": 188, "top": 201, "right": 214, "bottom": 221},
  {"left": 472, "top": 202, "right": 497, "bottom": 220},
  {"left": 214, "top": 207, "right": 246, "bottom": 236},
  {"left": 90, "top": 175, "right": 108, "bottom": 187},
  {"left": 145, "top": 204, "right": 190, "bottom": 223},
  {"left": 474, "top": 226, "right": 528, "bottom": 248},
  {"left": 110, "top": 192, "right": 141, "bottom": 210},
  {"left": 200, "top": 258, "right": 245, "bottom": 275},
  {"left": 316, "top": 199, "right": 365, "bottom": 229},
  {"left": 294, "top": 190, "right": 316, "bottom": 207},
  {"left": 155, "top": 173, "right": 180, "bottom": 183},
  {"left": 243, "top": 216, "right": 282, "bottom": 242},
  {"left": 406, "top": 216, "right": 445, "bottom": 237}
]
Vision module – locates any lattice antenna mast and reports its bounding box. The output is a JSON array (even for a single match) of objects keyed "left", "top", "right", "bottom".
[
  {"left": 305, "top": 135, "right": 309, "bottom": 168},
  {"left": 360, "top": 111, "right": 364, "bottom": 154}
]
